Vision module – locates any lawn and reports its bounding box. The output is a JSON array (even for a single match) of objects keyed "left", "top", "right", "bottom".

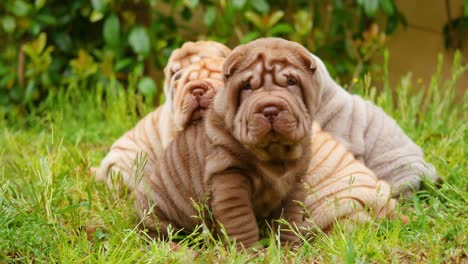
[{"left": 1, "top": 54, "right": 466, "bottom": 263}]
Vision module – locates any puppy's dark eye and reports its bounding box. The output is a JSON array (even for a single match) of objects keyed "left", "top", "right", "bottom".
[
  {"left": 242, "top": 83, "right": 252, "bottom": 90},
  {"left": 174, "top": 72, "right": 182, "bottom": 81},
  {"left": 287, "top": 77, "right": 297, "bottom": 86}
]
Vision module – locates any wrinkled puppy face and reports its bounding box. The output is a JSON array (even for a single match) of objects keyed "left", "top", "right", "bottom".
[
  {"left": 171, "top": 57, "right": 225, "bottom": 130},
  {"left": 164, "top": 41, "right": 231, "bottom": 98},
  {"left": 217, "top": 38, "right": 317, "bottom": 161}
]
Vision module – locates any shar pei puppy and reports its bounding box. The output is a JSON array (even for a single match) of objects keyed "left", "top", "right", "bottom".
[
  {"left": 135, "top": 38, "right": 318, "bottom": 249},
  {"left": 208, "top": 38, "right": 404, "bottom": 235},
  {"left": 163, "top": 40, "right": 231, "bottom": 107},
  {"left": 305, "top": 123, "right": 408, "bottom": 232},
  {"left": 95, "top": 42, "right": 228, "bottom": 191},
  {"left": 308, "top": 49, "right": 439, "bottom": 197}
]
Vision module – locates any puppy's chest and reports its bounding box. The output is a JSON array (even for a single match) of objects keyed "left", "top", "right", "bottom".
[{"left": 250, "top": 165, "right": 296, "bottom": 218}]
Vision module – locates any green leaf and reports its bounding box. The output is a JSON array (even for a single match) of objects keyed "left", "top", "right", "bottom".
[
  {"left": 204, "top": 6, "right": 217, "bottom": 27},
  {"left": 90, "top": 10, "right": 104, "bottom": 22},
  {"left": 464, "top": 1, "right": 468, "bottom": 17},
  {"left": 250, "top": 0, "right": 269, "bottom": 14},
  {"left": 379, "top": 0, "right": 394, "bottom": 16},
  {"left": 0, "top": 73, "right": 15, "bottom": 88},
  {"left": 115, "top": 58, "right": 133, "bottom": 71},
  {"left": 267, "top": 10, "right": 284, "bottom": 28},
  {"left": 268, "top": 23, "right": 293, "bottom": 36},
  {"left": 386, "top": 14, "right": 398, "bottom": 34},
  {"left": 185, "top": 0, "right": 199, "bottom": 9},
  {"left": 103, "top": 14, "right": 121, "bottom": 50},
  {"left": 91, "top": 0, "right": 107, "bottom": 12},
  {"left": 294, "top": 10, "right": 313, "bottom": 35},
  {"left": 138, "top": 77, "right": 157, "bottom": 98},
  {"left": 129, "top": 27, "right": 151, "bottom": 58},
  {"left": 52, "top": 32, "right": 73, "bottom": 52},
  {"left": 232, "top": 0, "right": 247, "bottom": 9},
  {"left": 24, "top": 81, "right": 36, "bottom": 103},
  {"left": 36, "top": 14, "right": 57, "bottom": 25},
  {"left": 35, "top": 0, "right": 46, "bottom": 9},
  {"left": 7, "top": 0, "right": 32, "bottom": 17},
  {"left": 23, "top": 33, "right": 48, "bottom": 57},
  {"left": 30, "top": 22, "right": 41, "bottom": 35},
  {"left": 362, "top": 0, "right": 379, "bottom": 17},
  {"left": 181, "top": 7, "right": 193, "bottom": 20},
  {"left": 1, "top": 16, "right": 16, "bottom": 33},
  {"left": 245, "top": 11, "right": 264, "bottom": 30},
  {"left": 240, "top": 31, "right": 260, "bottom": 44}
]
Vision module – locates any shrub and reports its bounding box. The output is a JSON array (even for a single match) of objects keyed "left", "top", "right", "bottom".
[{"left": 0, "top": 0, "right": 409, "bottom": 114}]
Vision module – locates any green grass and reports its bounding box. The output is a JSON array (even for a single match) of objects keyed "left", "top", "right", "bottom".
[{"left": 1, "top": 53, "right": 467, "bottom": 263}]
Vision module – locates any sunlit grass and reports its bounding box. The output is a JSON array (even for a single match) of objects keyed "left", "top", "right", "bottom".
[{"left": 1, "top": 53, "right": 466, "bottom": 263}]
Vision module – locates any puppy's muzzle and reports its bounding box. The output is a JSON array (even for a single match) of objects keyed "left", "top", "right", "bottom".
[
  {"left": 261, "top": 105, "right": 280, "bottom": 123},
  {"left": 187, "top": 80, "right": 210, "bottom": 102},
  {"left": 255, "top": 102, "right": 286, "bottom": 123}
]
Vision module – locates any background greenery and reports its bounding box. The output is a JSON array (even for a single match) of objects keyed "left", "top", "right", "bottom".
[{"left": 1, "top": 0, "right": 413, "bottom": 116}]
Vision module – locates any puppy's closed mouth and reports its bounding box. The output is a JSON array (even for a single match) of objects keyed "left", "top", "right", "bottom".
[
  {"left": 190, "top": 107, "right": 207, "bottom": 121},
  {"left": 256, "top": 132, "right": 295, "bottom": 147}
]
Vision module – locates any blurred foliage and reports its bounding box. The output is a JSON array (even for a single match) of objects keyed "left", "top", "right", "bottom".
[
  {"left": 0, "top": 0, "right": 410, "bottom": 115},
  {"left": 442, "top": 0, "right": 468, "bottom": 51}
]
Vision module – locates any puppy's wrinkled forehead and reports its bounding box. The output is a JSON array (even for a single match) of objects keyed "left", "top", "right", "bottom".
[
  {"left": 223, "top": 38, "right": 315, "bottom": 79},
  {"left": 171, "top": 58, "right": 224, "bottom": 88},
  {"left": 166, "top": 41, "right": 231, "bottom": 78}
]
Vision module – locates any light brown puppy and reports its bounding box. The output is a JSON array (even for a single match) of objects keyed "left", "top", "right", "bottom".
[
  {"left": 216, "top": 39, "right": 403, "bottom": 233},
  {"left": 308, "top": 49, "right": 438, "bottom": 197},
  {"left": 95, "top": 55, "right": 226, "bottom": 191},
  {"left": 135, "top": 38, "right": 317, "bottom": 249},
  {"left": 304, "top": 123, "right": 405, "bottom": 232},
  {"left": 163, "top": 40, "right": 231, "bottom": 105}
]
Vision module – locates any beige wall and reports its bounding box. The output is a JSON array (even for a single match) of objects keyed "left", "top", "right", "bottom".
[{"left": 385, "top": 0, "right": 467, "bottom": 96}]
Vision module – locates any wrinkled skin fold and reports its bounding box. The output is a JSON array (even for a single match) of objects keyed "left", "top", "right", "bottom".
[
  {"left": 308, "top": 51, "right": 439, "bottom": 197},
  {"left": 135, "top": 38, "right": 317, "bottom": 249},
  {"left": 94, "top": 41, "right": 230, "bottom": 191}
]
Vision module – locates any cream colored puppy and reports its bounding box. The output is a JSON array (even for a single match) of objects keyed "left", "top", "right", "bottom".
[
  {"left": 309, "top": 51, "right": 439, "bottom": 197},
  {"left": 305, "top": 123, "right": 407, "bottom": 232},
  {"left": 94, "top": 41, "right": 229, "bottom": 190}
]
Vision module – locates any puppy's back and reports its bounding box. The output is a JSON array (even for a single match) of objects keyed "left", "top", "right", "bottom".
[
  {"left": 135, "top": 122, "right": 210, "bottom": 233},
  {"left": 95, "top": 106, "right": 170, "bottom": 191},
  {"left": 305, "top": 122, "right": 396, "bottom": 231}
]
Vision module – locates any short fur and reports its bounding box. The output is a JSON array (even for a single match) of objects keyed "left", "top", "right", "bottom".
[
  {"left": 135, "top": 39, "right": 317, "bottom": 249},
  {"left": 163, "top": 41, "right": 231, "bottom": 107},
  {"left": 216, "top": 38, "right": 402, "bottom": 233},
  {"left": 95, "top": 49, "right": 228, "bottom": 190},
  {"left": 307, "top": 49, "right": 439, "bottom": 197},
  {"left": 304, "top": 123, "right": 400, "bottom": 231}
]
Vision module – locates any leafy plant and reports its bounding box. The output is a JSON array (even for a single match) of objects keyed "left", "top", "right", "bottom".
[{"left": 1, "top": 0, "right": 453, "bottom": 116}]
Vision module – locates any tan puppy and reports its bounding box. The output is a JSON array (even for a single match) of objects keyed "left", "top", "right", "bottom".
[
  {"left": 163, "top": 40, "right": 231, "bottom": 107},
  {"left": 308, "top": 50, "right": 438, "bottom": 197},
  {"left": 95, "top": 55, "right": 226, "bottom": 191},
  {"left": 304, "top": 123, "right": 404, "bottom": 232},
  {"left": 216, "top": 38, "right": 403, "bottom": 234},
  {"left": 135, "top": 38, "right": 317, "bottom": 249}
]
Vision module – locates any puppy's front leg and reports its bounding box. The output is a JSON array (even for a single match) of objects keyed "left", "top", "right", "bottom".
[
  {"left": 276, "top": 180, "right": 306, "bottom": 246},
  {"left": 210, "top": 173, "right": 259, "bottom": 249}
]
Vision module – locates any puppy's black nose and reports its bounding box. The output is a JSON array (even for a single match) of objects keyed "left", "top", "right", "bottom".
[{"left": 262, "top": 106, "right": 280, "bottom": 122}]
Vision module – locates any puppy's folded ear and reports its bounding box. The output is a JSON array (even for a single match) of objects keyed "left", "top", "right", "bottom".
[
  {"left": 294, "top": 46, "right": 317, "bottom": 73},
  {"left": 223, "top": 51, "right": 242, "bottom": 80}
]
